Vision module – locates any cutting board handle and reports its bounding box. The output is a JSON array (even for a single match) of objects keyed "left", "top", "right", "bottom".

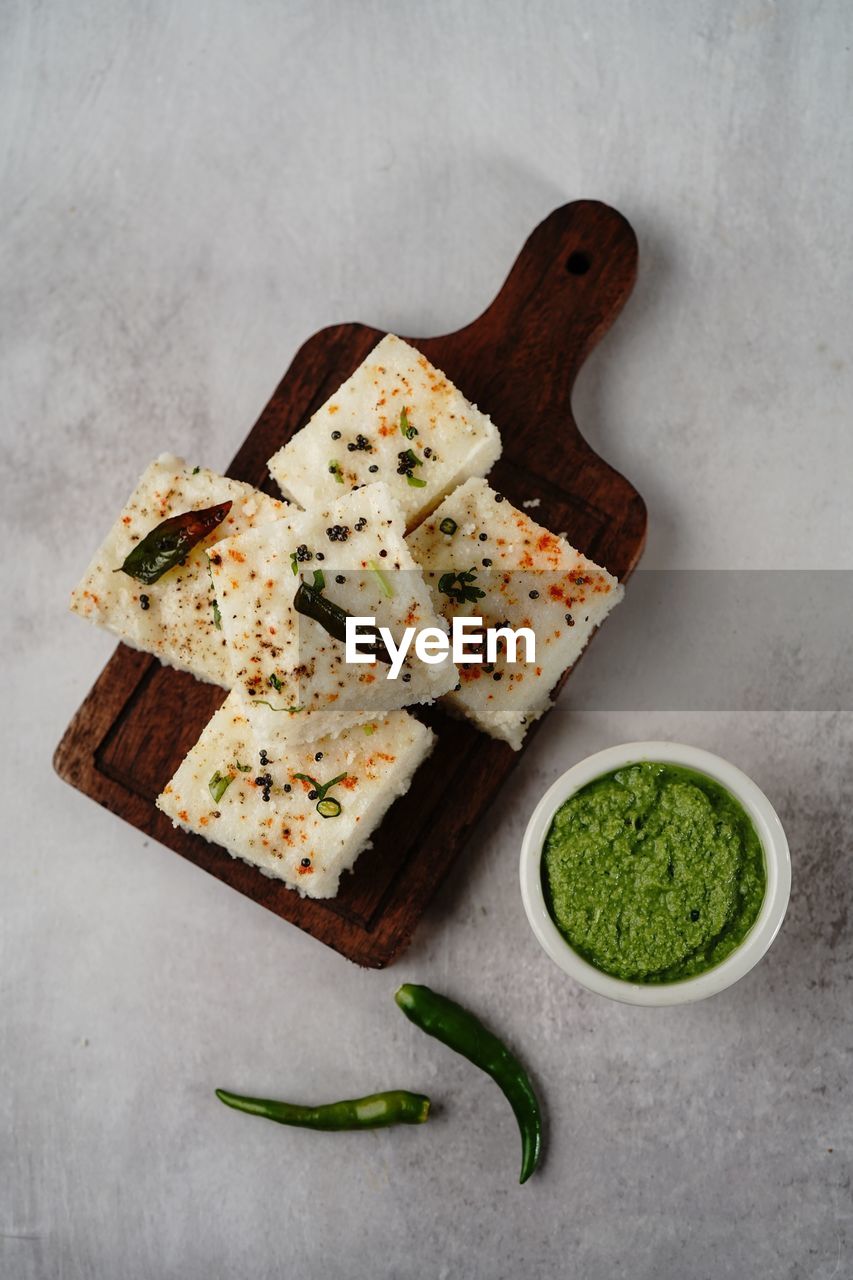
[{"left": 453, "top": 200, "right": 638, "bottom": 418}]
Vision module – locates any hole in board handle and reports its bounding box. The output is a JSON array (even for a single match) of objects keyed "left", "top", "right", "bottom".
[{"left": 565, "top": 251, "right": 591, "bottom": 276}]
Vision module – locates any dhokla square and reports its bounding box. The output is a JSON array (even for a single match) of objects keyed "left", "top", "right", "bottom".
[
  {"left": 267, "top": 333, "right": 502, "bottom": 530},
  {"left": 407, "top": 478, "right": 624, "bottom": 749},
  {"left": 69, "top": 454, "right": 289, "bottom": 686},
  {"left": 156, "top": 691, "right": 435, "bottom": 899},
  {"left": 208, "top": 481, "right": 457, "bottom": 743}
]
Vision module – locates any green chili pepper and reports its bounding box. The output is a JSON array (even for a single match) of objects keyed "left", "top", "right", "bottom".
[
  {"left": 215, "top": 1088, "right": 430, "bottom": 1130},
  {"left": 395, "top": 983, "right": 542, "bottom": 1184},
  {"left": 207, "top": 561, "right": 223, "bottom": 629},
  {"left": 292, "top": 770, "right": 348, "bottom": 801},
  {"left": 399, "top": 406, "right": 418, "bottom": 439},
  {"left": 368, "top": 559, "right": 394, "bottom": 598},
  {"left": 208, "top": 770, "right": 233, "bottom": 803},
  {"left": 117, "top": 502, "right": 233, "bottom": 584},
  {"left": 292, "top": 770, "right": 348, "bottom": 818}
]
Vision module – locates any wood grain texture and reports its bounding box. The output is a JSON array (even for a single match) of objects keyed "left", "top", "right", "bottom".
[{"left": 54, "top": 201, "right": 647, "bottom": 967}]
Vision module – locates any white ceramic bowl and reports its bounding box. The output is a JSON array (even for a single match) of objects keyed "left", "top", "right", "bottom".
[{"left": 519, "top": 741, "right": 791, "bottom": 1006}]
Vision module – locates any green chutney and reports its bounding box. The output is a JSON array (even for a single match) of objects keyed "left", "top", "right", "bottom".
[{"left": 542, "top": 762, "right": 766, "bottom": 983}]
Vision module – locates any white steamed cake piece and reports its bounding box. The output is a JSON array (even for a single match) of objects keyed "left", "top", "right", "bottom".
[
  {"left": 156, "top": 691, "right": 434, "bottom": 899},
  {"left": 69, "top": 454, "right": 288, "bottom": 686},
  {"left": 208, "top": 481, "right": 457, "bottom": 744},
  {"left": 267, "top": 333, "right": 502, "bottom": 530},
  {"left": 407, "top": 477, "right": 624, "bottom": 750}
]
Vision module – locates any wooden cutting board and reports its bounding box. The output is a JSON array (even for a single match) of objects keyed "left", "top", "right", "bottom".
[{"left": 54, "top": 200, "right": 647, "bottom": 968}]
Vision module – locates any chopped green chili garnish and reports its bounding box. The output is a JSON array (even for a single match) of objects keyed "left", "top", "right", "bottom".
[
  {"left": 329, "top": 459, "right": 345, "bottom": 484},
  {"left": 118, "top": 502, "right": 233, "bottom": 584},
  {"left": 438, "top": 566, "right": 486, "bottom": 605},
  {"left": 268, "top": 673, "right": 284, "bottom": 692},
  {"left": 311, "top": 568, "right": 325, "bottom": 591},
  {"left": 293, "top": 770, "right": 348, "bottom": 817},
  {"left": 207, "top": 562, "right": 223, "bottom": 629},
  {"left": 368, "top": 559, "right": 394, "bottom": 598},
  {"left": 317, "top": 797, "right": 342, "bottom": 818},
  {"left": 192, "top": 465, "right": 201, "bottom": 474},
  {"left": 402, "top": 447, "right": 426, "bottom": 487},
  {"left": 209, "top": 770, "right": 234, "bottom": 803},
  {"left": 234, "top": 761, "right": 252, "bottom": 772},
  {"left": 292, "top": 770, "right": 348, "bottom": 801},
  {"left": 320, "top": 770, "right": 348, "bottom": 796},
  {"left": 400, "top": 407, "right": 417, "bottom": 439},
  {"left": 439, "top": 517, "right": 458, "bottom": 536},
  {"left": 290, "top": 551, "right": 299, "bottom": 575}
]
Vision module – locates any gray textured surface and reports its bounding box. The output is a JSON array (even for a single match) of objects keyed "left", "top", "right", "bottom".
[{"left": 2, "top": 2, "right": 852, "bottom": 1277}]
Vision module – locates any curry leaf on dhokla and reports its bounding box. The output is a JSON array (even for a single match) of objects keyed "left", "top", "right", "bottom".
[
  {"left": 293, "top": 579, "right": 392, "bottom": 664},
  {"left": 118, "top": 502, "right": 233, "bottom": 585}
]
